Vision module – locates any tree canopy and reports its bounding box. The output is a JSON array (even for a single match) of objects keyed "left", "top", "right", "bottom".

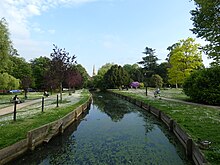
[
  {"left": 31, "top": 56, "right": 51, "bottom": 90},
  {"left": 0, "top": 18, "right": 13, "bottom": 73},
  {"left": 103, "top": 65, "right": 130, "bottom": 89},
  {"left": 75, "top": 64, "right": 90, "bottom": 88},
  {"left": 47, "top": 44, "right": 77, "bottom": 101},
  {"left": 93, "top": 63, "right": 114, "bottom": 90},
  {"left": 10, "top": 56, "right": 33, "bottom": 98},
  {"left": 183, "top": 66, "right": 220, "bottom": 105},
  {"left": 190, "top": 0, "right": 220, "bottom": 66},
  {"left": 167, "top": 38, "right": 203, "bottom": 88},
  {"left": 123, "top": 64, "right": 144, "bottom": 82},
  {"left": 138, "top": 46, "right": 159, "bottom": 78},
  {"left": 0, "top": 73, "right": 20, "bottom": 90}
]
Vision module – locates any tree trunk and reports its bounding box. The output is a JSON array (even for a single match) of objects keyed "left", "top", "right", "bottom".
[
  {"left": 24, "top": 89, "right": 28, "bottom": 99},
  {"left": 60, "top": 83, "right": 62, "bottom": 102},
  {"left": 68, "top": 86, "right": 72, "bottom": 95}
]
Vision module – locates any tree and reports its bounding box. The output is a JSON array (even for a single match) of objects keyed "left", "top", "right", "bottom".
[
  {"left": 48, "top": 44, "right": 76, "bottom": 101},
  {"left": 123, "top": 64, "right": 144, "bottom": 82},
  {"left": 0, "top": 73, "right": 20, "bottom": 90},
  {"left": 0, "top": 18, "right": 13, "bottom": 73},
  {"left": 65, "top": 67, "right": 82, "bottom": 94},
  {"left": 137, "top": 46, "right": 159, "bottom": 78},
  {"left": 93, "top": 63, "right": 113, "bottom": 89},
  {"left": 31, "top": 56, "right": 51, "bottom": 90},
  {"left": 75, "top": 64, "right": 90, "bottom": 88},
  {"left": 10, "top": 56, "right": 33, "bottom": 98},
  {"left": 103, "top": 65, "right": 130, "bottom": 89},
  {"left": 150, "top": 74, "right": 163, "bottom": 88},
  {"left": 190, "top": 0, "right": 220, "bottom": 66},
  {"left": 167, "top": 38, "right": 204, "bottom": 88},
  {"left": 183, "top": 66, "right": 220, "bottom": 105},
  {"left": 155, "top": 62, "right": 169, "bottom": 86}
]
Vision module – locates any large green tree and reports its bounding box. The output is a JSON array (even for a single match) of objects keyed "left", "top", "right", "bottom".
[
  {"left": 150, "top": 74, "right": 163, "bottom": 88},
  {"left": 190, "top": 0, "right": 220, "bottom": 66},
  {"left": 123, "top": 64, "right": 144, "bottom": 82},
  {"left": 103, "top": 65, "right": 130, "bottom": 89},
  {"left": 0, "top": 18, "right": 13, "bottom": 73},
  {"left": 183, "top": 66, "right": 220, "bottom": 105},
  {"left": 31, "top": 56, "right": 51, "bottom": 90},
  {"left": 10, "top": 56, "right": 33, "bottom": 98},
  {"left": 0, "top": 73, "right": 20, "bottom": 90},
  {"left": 167, "top": 38, "right": 204, "bottom": 88},
  {"left": 93, "top": 63, "right": 113, "bottom": 89},
  {"left": 138, "top": 46, "right": 159, "bottom": 79},
  {"left": 75, "top": 64, "right": 90, "bottom": 88},
  {"left": 155, "top": 62, "right": 169, "bottom": 86}
]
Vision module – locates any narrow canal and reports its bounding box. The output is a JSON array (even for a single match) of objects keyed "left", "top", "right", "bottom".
[{"left": 8, "top": 92, "right": 192, "bottom": 165}]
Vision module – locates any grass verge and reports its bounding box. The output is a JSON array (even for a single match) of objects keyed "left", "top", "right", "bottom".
[
  {"left": 112, "top": 89, "right": 220, "bottom": 165},
  {"left": 0, "top": 89, "right": 90, "bottom": 150}
]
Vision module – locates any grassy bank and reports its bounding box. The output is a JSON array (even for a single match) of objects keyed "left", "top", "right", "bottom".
[
  {"left": 112, "top": 89, "right": 220, "bottom": 165},
  {"left": 0, "top": 89, "right": 90, "bottom": 149}
]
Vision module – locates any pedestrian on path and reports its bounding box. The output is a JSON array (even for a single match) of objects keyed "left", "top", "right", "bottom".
[{"left": 13, "top": 95, "right": 21, "bottom": 103}]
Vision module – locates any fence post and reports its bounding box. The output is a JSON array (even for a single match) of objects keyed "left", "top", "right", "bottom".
[
  {"left": 42, "top": 97, "right": 44, "bottom": 112},
  {"left": 186, "top": 138, "right": 193, "bottom": 159},
  {"left": 169, "top": 120, "right": 174, "bottom": 132},
  {"left": 57, "top": 94, "right": 59, "bottom": 107},
  {"left": 13, "top": 101, "right": 17, "bottom": 121}
]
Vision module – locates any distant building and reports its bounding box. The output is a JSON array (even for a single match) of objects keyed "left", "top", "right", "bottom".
[{"left": 92, "top": 65, "right": 96, "bottom": 77}]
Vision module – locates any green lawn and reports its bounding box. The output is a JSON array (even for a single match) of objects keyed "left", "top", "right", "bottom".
[
  {"left": 159, "top": 88, "right": 191, "bottom": 101},
  {"left": 112, "top": 89, "right": 220, "bottom": 165},
  {"left": 0, "top": 89, "right": 90, "bottom": 149},
  {"left": 146, "top": 87, "right": 191, "bottom": 101}
]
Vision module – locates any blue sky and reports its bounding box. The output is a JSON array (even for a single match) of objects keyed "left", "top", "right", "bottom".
[{"left": 0, "top": 0, "right": 211, "bottom": 75}]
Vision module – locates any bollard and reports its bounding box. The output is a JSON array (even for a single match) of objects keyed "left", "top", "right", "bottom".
[
  {"left": 186, "top": 138, "right": 193, "bottom": 159},
  {"left": 57, "top": 94, "right": 59, "bottom": 107},
  {"left": 13, "top": 101, "right": 17, "bottom": 121},
  {"left": 145, "top": 86, "right": 148, "bottom": 96},
  {"left": 42, "top": 97, "right": 44, "bottom": 112}
]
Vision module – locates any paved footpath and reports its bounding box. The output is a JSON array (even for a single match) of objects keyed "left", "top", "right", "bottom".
[
  {"left": 126, "top": 89, "right": 220, "bottom": 110},
  {"left": 156, "top": 95, "right": 220, "bottom": 110},
  {"left": 0, "top": 99, "right": 43, "bottom": 116}
]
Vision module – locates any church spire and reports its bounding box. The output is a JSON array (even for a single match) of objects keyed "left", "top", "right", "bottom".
[{"left": 92, "top": 65, "right": 96, "bottom": 77}]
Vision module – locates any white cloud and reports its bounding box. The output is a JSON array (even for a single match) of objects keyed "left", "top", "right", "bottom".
[
  {"left": 0, "top": 0, "right": 99, "bottom": 60},
  {"left": 48, "top": 29, "right": 56, "bottom": 34},
  {"left": 0, "top": 0, "right": 99, "bottom": 36},
  {"left": 27, "top": 4, "right": 41, "bottom": 15}
]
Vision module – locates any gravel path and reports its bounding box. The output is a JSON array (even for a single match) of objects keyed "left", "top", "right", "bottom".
[
  {"left": 0, "top": 99, "right": 43, "bottom": 116},
  {"left": 0, "top": 91, "right": 82, "bottom": 118},
  {"left": 123, "top": 89, "right": 220, "bottom": 110}
]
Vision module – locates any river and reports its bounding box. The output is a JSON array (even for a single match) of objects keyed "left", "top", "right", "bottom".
[{"left": 8, "top": 92, "right": 192, "bottom": 165}]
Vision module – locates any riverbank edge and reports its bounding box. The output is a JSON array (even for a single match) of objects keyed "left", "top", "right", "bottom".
[
  {"left": 109, "top": 91, "right": 207, "bottom": 165},
  {"left": 0, "top": 95, "right": 92, "bottom": 165}
]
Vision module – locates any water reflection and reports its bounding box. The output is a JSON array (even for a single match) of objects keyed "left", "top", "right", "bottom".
[
  {"left": 8, "top": 92, "right": 192, "bottom": 165},
  {"left": 93, "top": 92, "right": 137, "bottom": 122}
]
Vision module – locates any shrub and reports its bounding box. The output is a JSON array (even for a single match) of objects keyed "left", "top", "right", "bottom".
[
  {"left": 139, "top": 82, "right": 145, "bottom": 88},
  {"left": 150, "top": 74, "right": 163, "bottom": 88},
  {"left": 130, "top": 82, "right": 140, "bottom": 88},
  {"left": 183, "top": 66, "right": 220, "bottom": 105}
]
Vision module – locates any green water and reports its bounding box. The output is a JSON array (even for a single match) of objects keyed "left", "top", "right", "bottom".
[{"left": 8, "top": 92, "right": 192, "bottom": 165}]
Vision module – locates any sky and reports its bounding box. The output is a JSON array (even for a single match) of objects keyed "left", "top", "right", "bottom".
[{"left": 0, "top": 0, "right": 211, "bottom": 76}]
